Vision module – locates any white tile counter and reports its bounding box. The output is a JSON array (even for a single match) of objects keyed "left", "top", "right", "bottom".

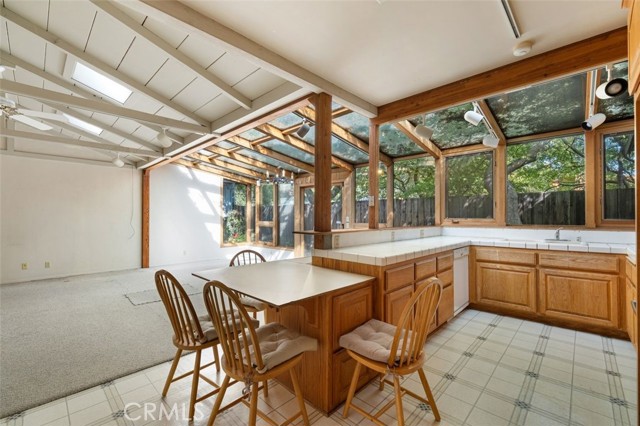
[{"left": 314, "top": 235, "right": 635, "bottom": 266}]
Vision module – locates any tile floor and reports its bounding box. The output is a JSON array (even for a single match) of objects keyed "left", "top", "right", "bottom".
[{"left": 1, "top": 309, "right": 636, "bottom": 426}]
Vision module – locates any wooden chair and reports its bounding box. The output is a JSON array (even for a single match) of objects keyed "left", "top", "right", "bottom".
[
  {"left": 203, "top": 280, "right": 317, "bottom": 426},
  {"left": 229, "top": 249, "right": 267, "bottom": 319},
  {"left": 339, "top": 277, "right": 443, "bottom": 426},
  {"left": 154, "top": 270, "right": 222, "bottom": 421}
]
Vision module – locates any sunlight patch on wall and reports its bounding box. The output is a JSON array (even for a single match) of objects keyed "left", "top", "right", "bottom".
[{"left": 188, "top": 188, "right": 214, "bottom": 215}]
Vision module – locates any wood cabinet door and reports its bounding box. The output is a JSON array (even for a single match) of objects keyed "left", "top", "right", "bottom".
[
  {"left": 476, "top": 262, "right": 537, "bottom": 313},
  {"left": 627, "top": 281, "right": 637, "bottom": 347},
  {"left": 539, "top": 269, "right": 619, "bottom": 328},
  {"left": 331, "top": 349, "right": 377, "bottom": 409},
  {"left": 332, "top": 286, "right": 373, "bottom": 351},
  {"left": 438, "top": 284, "right": 454, "bottom": 325},
  {"left": 385, "top": 285, "right": 413, "bottom": 326},
  {"left": 385, "top": 264, "right": 414, "bottom": 292}
]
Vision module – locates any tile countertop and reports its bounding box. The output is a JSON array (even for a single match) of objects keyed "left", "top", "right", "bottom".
[{"left": 314, "top": 236, "right": 635, "bottom": 267}]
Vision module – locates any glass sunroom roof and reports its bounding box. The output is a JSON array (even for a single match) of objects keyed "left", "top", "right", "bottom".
[
  {"left": 301, "top": 127, "right": 369, "bottom": 164},
  {"left": 261, "top": 139, "right": 315, "bottom": 165},
  {"left": 408, "top": 102, "right": 489, "bottom": 149},
  {"left": 270, "top": 113, "right": 304, "bottom": 129},
  {"left": 239, "top": 129, "right": 267, "bottom": 141},
  {"left": 486, "top": 73, "right": 586, "bottom": 138},
  {"left": 597, "top": 61, "right": 634, "bottom": 122},
  {"left": 237, "top": 148, "right": 298, "bottom": 172}
]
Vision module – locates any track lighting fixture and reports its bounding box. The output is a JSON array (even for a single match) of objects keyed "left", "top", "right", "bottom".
[
  {"left": 482, "top": 133, "right": 500, "bottom": 148},
  {"left": 112, "top": 154, "right": 124, "bottom": 167},
  {"left": 464, "top": 110, "right": 484, "bottom": 126},
  {"left": 295, "top": 119, "right": 311, "bottom": 138},
  {"left": 581, "top": 113, "right": 606, "bottom": 131},
  {"left": 414, "top": 113, "right": 434, "bottom": 139},
  {"left": 596, "top": 65, "right": 628, "bottom": 100}
]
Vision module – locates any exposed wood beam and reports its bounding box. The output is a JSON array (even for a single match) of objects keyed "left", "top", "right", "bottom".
[
  {"left": 506, "top": 127, "right": 583, "bottom": 144},
  {"left": 141, "top": 169, "right": 150, "bottom": 268},
  {"left": 394, "top": 121, "right": 442, "bottom": 158},
  {"left": 254, "top": 145, "right": 315, "bottom": 174},
  {"left": 135, "top": 0, "right": 378, "bottom": 117},
  {"left": 175, "top": 158, "right": 255, "bottom": 185},
  {"left": 90, "top": 0, "right": 251, "bottom": 110},
  {"left": 477, "top": 100, "right": 506, "bottom": 144},
  {"left": 296, "top": 106, "right": 392, "bottom": 165},
  {"left": 369, "top": 122, "right": 380, "bottom": 229},
  {"left": 146, "top": 94, "right": 313, "bottom": 170},
  {"left": 189, "top": 152, "right": 264, "bottom": 178},
  {"left": 313, "top": 93, "right": 332, "bottom": 247},
  {"left": 0, "top": 5, "right": 210, "bottom": 128},
  {"left": 257, "top": 123, "right": 353, "bottom": 171},
  {"left": 205, "top": 145, "right": 281, "bottom": 176},
  {"left": 0, "top": 50, "right": 164, "bottom": 152},
  {"left": 0, "top": 80, "right": 209, "bottom": 134},
  {"left": 0, "top": 128, "right": 161, "bottom": 157},
  {"left": 374, "top": 27, "right": 628, "bottom": 124}
]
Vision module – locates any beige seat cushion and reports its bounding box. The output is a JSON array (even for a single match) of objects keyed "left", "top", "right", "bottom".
[
  {"left": 239, "top": 296, "right": 267, "bottom": 311},
  {"left": 254, "top": 323, "right": 317, "bottom": 373},
  {"left": 339, "top": 319, "right": 404, "bottom": 363},
  {"left": 197, "top": 314, "right": 259, "bottom": 343}
]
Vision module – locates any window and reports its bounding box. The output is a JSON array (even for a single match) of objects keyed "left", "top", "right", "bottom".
[
  {"left": 72, "top": 62, "right": 132, "bottom": 103},
  {"left": 257, "top": 184, "right": 274, "bottom": 244},
  {"left": 445, "top": 152, "right": 493, "bottom": 219},
  {"left": 222, "top": 179, "right": 248, "bottom": 244},
  {"left": 506, "top": 135, "right": 585, "bottom": 225},
  {"left": 355, "top": 165, "right": 387, "bottom": 224},
  {"left": 278, "top": 183, "right": 295, "bottom": 248},
  {"left": 393, "top": 157, "right": 436, "bottom": 226},
  {"left": 408, "top": 103, "right": 489, "bottom": 149},
  {"left": 602, "top": 131, "right": 635, "bottom": 221}
]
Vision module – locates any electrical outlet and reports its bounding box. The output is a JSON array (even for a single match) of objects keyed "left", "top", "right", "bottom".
[
  {"left": 21, "top": 263, "right": 27, "bottom": 270},
  {"left": 420, "top": 229, "right": 425, "bottom": 238},
  {"left": 45, "top": 261, "right": 51, "bottom": 268},
  {"left": 391, "top": 231, "right": 395, "bottom": 241},
  {"left": 334, "top": 235, "right": 340, "bottom": 248}
]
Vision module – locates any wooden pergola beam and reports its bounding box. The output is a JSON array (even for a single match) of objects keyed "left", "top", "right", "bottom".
[
  {"left": 374, "top": 27, "right": 627, "bottom": 124},
  {"left": 296, "top": 106, "right": 392, "bottom": 165},
  {"left": 205, "top": 145, "right": 282, "bottom": 176},
  {"left": 394, "top": 121, "right": 441, "bottom": 158},
  {"left": 189, "top": 152, "right": 264, "bottom": 179},
  {"left": 175, "top": 159, "right": 256, "bottom": 185},
  {"left": 257, "top": 123, "right": 353, "bottom": 171},
  {"left": 476, "top": 100, "right": 506, "bottom": 143}
]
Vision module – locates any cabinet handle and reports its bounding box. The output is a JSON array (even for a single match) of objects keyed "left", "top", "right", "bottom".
[{"left": 632, "top": 300, "right": 638, "bottom": 314}]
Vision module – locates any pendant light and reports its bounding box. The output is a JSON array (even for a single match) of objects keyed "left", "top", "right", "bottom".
[{"left": 112, "top": 153, "right": 124, "bottom": 167}]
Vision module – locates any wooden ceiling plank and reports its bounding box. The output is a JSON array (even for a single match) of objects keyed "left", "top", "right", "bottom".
[
  {"left": 175, "top": 159, "right": 256, "bottom": 185},
  {"left": 0, "top": 5, "right": 211, "bottom": 128},
  {"left": 1, "top": 50, "right": 164, "bottom": 152},
  {"left": 374, "top": 27, "right": 628, "bottom": 124},
  {"left": 135, "top": 0, "right": 378, "bottom": 118},
  {"left": 296, "top": 105, "right": 392, "bottom": 165},
  {"left": 90, "top": 0, "right": 252, "bottom": 110},
  {"left": 394, "top": 121, "right": 441, "bottom": 158},
  {"left": 0, "top": 127, "right": 160, "bottom": 157},
  {"left": 1, "top": 80, "right": 209, "bottom": 134}
]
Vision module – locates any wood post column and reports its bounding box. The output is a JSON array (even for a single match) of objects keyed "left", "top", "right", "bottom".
[
  {"left": 369, "top": 122, "right": 380, "bottom": 229},
  {"left": 313, "top": 93, "right": 332, "bottom": 249},
  {"left": 142, "top": 168, "right": 150, "bottom": 268}
]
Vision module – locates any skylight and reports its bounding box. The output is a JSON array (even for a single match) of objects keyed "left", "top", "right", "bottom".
[
  {"left": 72, "top": 62, "right": 132, "bottom": 103},
  {"left": 64, "top": 114, "right": 103, "bottom": 135}
]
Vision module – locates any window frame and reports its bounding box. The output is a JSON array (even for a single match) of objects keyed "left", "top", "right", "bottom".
[{"left": 220, "top": 179, "right": 252, "bottom": 248}]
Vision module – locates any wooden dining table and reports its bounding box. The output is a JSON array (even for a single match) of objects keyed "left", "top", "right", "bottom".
[{"left": 193, "top": 258, "right": 377, "bottom": 414}]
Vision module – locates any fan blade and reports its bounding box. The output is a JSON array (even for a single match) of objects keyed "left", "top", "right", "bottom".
[
  {"left": 11, "top": 115, "right": 53, "bottom": 131},
  {"left": 0, "top": 96, "right": 16, "bottom": 108},
  {"left": 16, "top": 109, "right": 68, "bottom": 122}
]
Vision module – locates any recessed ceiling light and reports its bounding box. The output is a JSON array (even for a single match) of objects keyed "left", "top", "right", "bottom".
[
  {"left": 72, "top": 62, "right": 132, "bottom": 103},
  {"left": 63, "top": 113, "right": 103, "bottom": 135}
]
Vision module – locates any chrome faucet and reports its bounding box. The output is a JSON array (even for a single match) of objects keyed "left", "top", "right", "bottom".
[{"left": 554, "top": 227, "right": 563, "bottom": 240}]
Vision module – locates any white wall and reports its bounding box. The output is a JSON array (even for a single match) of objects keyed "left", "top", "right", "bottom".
[
  {"left": 149, "top": 164, "right": 292, "bottom": 267},
  {"left": 1, "top": 155, "right": 142, "bottom": 283}
]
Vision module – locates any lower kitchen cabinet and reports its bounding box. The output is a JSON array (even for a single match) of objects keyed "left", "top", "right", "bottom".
[
  {"left": 626, "top": 280, "right": 637, "bottom": 348},
  {"left": 475, "top": 262, "right": 537, "bottom": 313},
  {"left": 539, "top": 268, "right": 619, "bottom": 328}
]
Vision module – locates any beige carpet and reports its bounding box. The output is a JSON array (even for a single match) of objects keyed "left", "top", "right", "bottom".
[{"left": 0, "top": 260, "right": 226, "bottom": 418}]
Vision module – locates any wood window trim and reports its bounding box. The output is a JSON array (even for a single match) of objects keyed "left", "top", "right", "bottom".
[
  {"left": 594, "top": 121, "right": 636, "bottom": 228},
  {"left": 219, "top": 179, "right": 251, "bottom": 248}
]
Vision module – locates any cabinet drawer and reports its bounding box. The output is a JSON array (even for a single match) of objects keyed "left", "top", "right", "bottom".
[
  {"left": 539, "top": 268, "right": 619, "bottom": 328},
  {"left": 332, "top": 286, "right": 373, "bottom": 351},
  {"left": 385, "top": 264, "right": 414, "bottom": 292},
  {"left": 437, "top": 269, "right": 453, "bottom": 288},
  {"left": 626, "top": 259, "right": 636, "bottom": 288},
  {"left": 415, "top": 258, "right": 437, "bottom": 280},
  {"left": 438, "top": 285, "right": 454, "bottom": 325},
  {"left": 475, "top": 247, "right": 536, "bottom": 266},
  {"left": 539, "top": 252, "right": 619, "bottom": 273},
  {"left": 437, "top": 253, "right": 453, "bottom": 271}
]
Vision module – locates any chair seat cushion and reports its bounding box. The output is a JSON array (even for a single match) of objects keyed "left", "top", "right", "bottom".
[
  {"left": 254, "top": 323, "right": 317, "bottom": 373},
  {"left": 239, "top": 296, "right": 267, "bottom": 311},
  {"left": 198, "top": 314, "right": 259, "bottom": 343},
  {"left": 339, "top": 319, "right": 401, "bottom": 363}
]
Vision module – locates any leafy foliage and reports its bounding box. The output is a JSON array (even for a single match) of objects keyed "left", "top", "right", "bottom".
[
  {"left": 409, "top": 103, "right": 488, "bottom": 149},
  {"left": 393, "top": 158, "right": 435, "bottom": 199}
]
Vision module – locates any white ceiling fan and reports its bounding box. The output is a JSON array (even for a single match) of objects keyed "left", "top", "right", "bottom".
[{"left": 0, "top": 96, "right": 68, "bottom": 131}]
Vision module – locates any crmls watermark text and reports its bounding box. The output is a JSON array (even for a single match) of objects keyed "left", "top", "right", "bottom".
[{"left": 124, "top": 402, "right": 205, "bottom": 421}]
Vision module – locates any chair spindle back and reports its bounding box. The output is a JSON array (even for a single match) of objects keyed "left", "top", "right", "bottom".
[{"left": 229, "top": 249, "right": 266, "bottom": 267}]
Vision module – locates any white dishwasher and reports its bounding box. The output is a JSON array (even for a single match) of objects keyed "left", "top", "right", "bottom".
[{"left": 453, "top": 247, "right": 469, "bottom": 316}]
